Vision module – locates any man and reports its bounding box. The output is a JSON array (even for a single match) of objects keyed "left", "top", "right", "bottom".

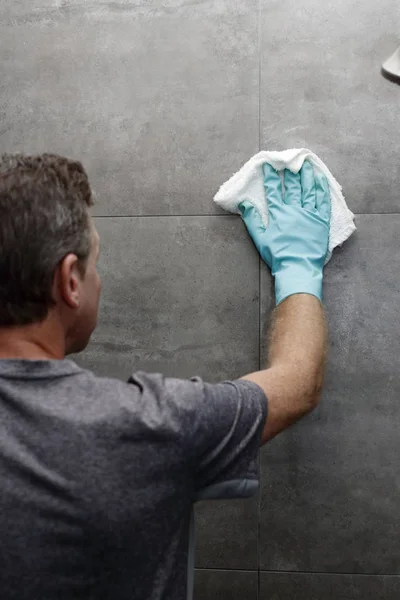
[{"left": 0, "top": 153, "right": 330, "bottom": 599}]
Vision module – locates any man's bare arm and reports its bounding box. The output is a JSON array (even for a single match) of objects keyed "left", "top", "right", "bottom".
[
  {"left": 239, "top": 162, "right": 331, "bottom": 445},
  {"left": 241, "top": 293, "right": 327, "bottom": 444}
]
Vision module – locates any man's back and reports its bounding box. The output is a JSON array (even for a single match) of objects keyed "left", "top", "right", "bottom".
[{"left": 0, "top": 359, "right": 265, "bottom": 600}]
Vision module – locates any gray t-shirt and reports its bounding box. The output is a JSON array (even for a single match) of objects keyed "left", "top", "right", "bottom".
[{"left": 0, "top": 359, "right": 267, "bottom": 600}]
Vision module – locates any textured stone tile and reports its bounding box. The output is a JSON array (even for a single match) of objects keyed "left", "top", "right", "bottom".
[
  {"left": 260, "top": 572, "right": 400, "bottom": 600},
  {"left": 259, "top": 215, "right": 400, "bottom": 573},
  {"left": 194, "top": 569, "right": 258, "bottom": 600},
  {"left": 0, "top": 0, "right": 258, "bottom": 216},
  {"left": 76, "top": 215, "right": 260, "bottom": 382},
  {"left": 260, "top": 0, "right": 400, "bottom": 213},
  {"left": 195, "top": 495, "right": 258, "bottom": 569}
]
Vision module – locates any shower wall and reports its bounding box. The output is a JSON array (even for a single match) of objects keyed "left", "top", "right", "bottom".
[{"left": 1, "top": 0, "right": 400, "bottom": 597}]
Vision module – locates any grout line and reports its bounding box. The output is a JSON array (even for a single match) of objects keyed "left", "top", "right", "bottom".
[
  {"left": 259, "top": 569, "right": 400, "bottom": 578},
  {"left": 93, "top": 213, "right": 235, "bottom": 219},
  {"left": 257, "top": 0, "right": 262, "bottom": 153},
  {"left": 195, "top": 567, "right": 258, "bottom": 573},
  {"left": 257, "top": 2, "right": 262, "bottom": 599},
  {"left": 352, "top": 212, "right": 400, "bottom": 217},
  {"left": 93, "top": 212, "right": 400, "bottom": 219},
  {"left": 258, "top": 261, "right": 262, "bottom": 368},
  {"left": 257, "top": 255, "right": 262, "bottom": 598},
  {"left": 195, "top": 566, "right": 400, "bottom": 579}
]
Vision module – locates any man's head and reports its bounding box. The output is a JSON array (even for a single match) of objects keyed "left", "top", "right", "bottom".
[{"left": 0, "top": 153, "right": 101, "bottom": 356}]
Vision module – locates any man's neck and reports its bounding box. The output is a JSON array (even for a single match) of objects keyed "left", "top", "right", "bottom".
[{"left": 0, "top": 319, "right": 65, "bottom": 360}]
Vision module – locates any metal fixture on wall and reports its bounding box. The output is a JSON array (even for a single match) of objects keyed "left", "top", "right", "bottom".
[{"left": 382, "top": 47, "right": 400, "bottom": 84}]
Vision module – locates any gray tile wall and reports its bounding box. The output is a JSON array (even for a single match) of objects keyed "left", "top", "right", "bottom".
[{"left": 1, "top": 0, "right": 400, "bottom": 598}]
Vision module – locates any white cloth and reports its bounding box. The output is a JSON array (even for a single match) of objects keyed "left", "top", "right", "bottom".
[{"left": 214, "top": 148, "right": 356, "bottom": 262}]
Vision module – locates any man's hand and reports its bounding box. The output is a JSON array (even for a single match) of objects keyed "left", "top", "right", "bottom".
[{"left": 239, "top": 161, "right": 331, "bottom": 305}]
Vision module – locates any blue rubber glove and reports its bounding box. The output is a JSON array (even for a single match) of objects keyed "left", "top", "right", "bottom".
[{"left": 239, "top": 161, "right": 331, "bottom": 305}]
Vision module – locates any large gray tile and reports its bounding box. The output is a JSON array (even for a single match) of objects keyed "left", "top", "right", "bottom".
[
  {"left": 195, "top": 495, "right": 258, "bottom": 569},
  {"left": 259, "top": 215, "right": 400, "bottom": 573},
  {"left": 74, "top": 215, "right": 261, "bottom": 569},
  {"left": 0, "top": 0, "right": 258, "bottom": 216},
  {"left": 77, "top": 215, "right": 260, "bottom": 381},
  {"left": 260, "top": 0, "right": 400, "bottom": 213},
  {"left": 260, "top": 572, "right": 400, "bottom": 600},
  {"left": 194, "top": 569, "right": 258, "bottom": 600}
]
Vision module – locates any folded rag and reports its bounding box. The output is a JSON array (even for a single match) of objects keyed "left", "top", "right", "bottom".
[{"left": 214, "top": 148, "right": 356, "bottom": 262}]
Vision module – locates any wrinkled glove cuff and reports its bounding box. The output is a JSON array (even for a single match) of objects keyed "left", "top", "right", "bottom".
[{"left": 274, "top": 270, "right": 323, "bottom": 305}]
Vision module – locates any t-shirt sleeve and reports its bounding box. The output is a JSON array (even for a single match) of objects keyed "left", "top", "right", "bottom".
[{"left": 127, "top": 372, "right": 268, "bottom": 501}]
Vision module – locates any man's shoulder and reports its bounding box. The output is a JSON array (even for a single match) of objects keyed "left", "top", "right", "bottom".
[{"left": 70, "top": 365, "right": 170, "bottom": 411}]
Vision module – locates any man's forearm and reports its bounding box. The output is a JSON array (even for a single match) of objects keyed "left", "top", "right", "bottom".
[
  {"left": 242, "top": 293, "right": 327, "bottom": 443},
  {"left": 268, "top": 293, "right": 327, "bottom": 404}
]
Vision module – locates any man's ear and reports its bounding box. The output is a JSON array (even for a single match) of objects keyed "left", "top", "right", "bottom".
[{"left": 57, "top": 254, "right": 82, "bottom": 309}]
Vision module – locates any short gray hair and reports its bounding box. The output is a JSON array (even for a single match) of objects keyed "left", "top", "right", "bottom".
[{"left": 0, "top": 153, "right": 94, "bottom": 326}]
